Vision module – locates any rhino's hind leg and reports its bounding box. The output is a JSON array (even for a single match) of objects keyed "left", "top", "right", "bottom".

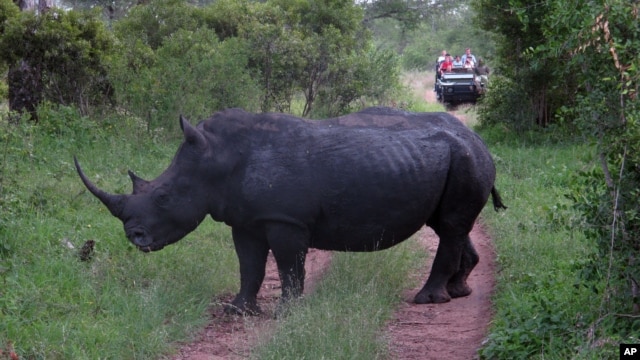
[
  {"left": 446, "top": 235, "right": 478, "bottom": 298},
  {"left": 226, "top": 227, "right": 270, "bottom": 315},
  {"left": 414, "top": 233, "right": 465, "bottom": 304}
]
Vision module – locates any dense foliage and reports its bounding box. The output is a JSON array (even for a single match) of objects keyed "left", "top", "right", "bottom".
[
  {"left": 0, "top": 1, "right": 115, "bottom": 118},
  {"left": 366, "top": 3, "right": 496, "bottom": 71},
  {"left": 473, "top": 0, "right": 563, "bottom": 127},
  {"left": 548, "top": 0, "right": 640, "bottom": 338},
  {"left": 474, "top": 0, "right": 640, "bottom": 356},
  {"left": 1, "top": 0, "right": 402, "bottom": 126}
]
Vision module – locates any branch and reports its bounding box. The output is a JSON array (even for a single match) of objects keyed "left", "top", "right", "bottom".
[{"left": 597, "top": 137, "right": 614, "bottom": 190}]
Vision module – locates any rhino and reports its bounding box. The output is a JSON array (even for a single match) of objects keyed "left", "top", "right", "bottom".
[{"left": 75, "top": 107, "right": 506, "bottom": 315}]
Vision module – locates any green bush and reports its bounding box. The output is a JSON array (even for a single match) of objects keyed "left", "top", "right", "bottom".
[
  {"left": 476, "top": 130, "right": 604, "bottom": 359},
  {"left": 0, "top": 7, "right": 115, "bottom": 117},
  {"left": 314, "top": 43, "right": 401, "bottom": 117},
  {"left": 109, "top": 27, "right": 260, "bottom": 130},
  {"left": 476, "top": 75, "right": 537, "bottom": 132}
]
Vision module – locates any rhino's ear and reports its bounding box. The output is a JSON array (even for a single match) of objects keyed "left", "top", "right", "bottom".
[
  {"left": 179, "top": 115, "right": 207, "bottom": 150},
  {"left": 128, "top": 170, "right": 149, "bottom": 194}
]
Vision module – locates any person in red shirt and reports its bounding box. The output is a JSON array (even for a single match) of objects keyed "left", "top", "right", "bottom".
[{"left": 439, "top": 54, "right": 453, "bottom": 74}]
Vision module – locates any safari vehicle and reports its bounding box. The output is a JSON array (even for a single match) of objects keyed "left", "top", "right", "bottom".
[{"left": 435, "top": 68, "right": 487, "bottom": 105}]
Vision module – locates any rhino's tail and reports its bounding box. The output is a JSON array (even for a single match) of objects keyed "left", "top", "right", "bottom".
[{"left": 491, "top": 186, "right": 507, "bottom": 212}]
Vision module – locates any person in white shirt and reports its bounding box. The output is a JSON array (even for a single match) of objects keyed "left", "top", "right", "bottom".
[
  {"left": 460, "top": 48, "right": 477, "bottom": 67},
  {"left": 452, "top": 55, "right": 464, "bottom": 68},
  {"left": 436, "top": 50, "right": 447, "bottom": 65},
  {"left": 434, "top": 50, "right": 448, "bottom": 89}
]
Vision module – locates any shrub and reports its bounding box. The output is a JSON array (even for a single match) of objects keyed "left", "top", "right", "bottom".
[
  {"left": 108, "top": 28, "right": 260, "bottom": 130},
  {"left": 0, "top": 7, "right": 115, "bottom": 118}
]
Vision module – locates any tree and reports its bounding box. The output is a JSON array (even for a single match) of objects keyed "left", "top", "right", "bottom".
[
  {"left": 109, "top": 0, "right": 260, "bottom": 128},
  {"left": 542, "top": 0, "right": 640, "bottom": 322},
  {"left": 361, "top": 0, "right": 466, "bottom": 31},
  {"left": 14, "top": 0, "right": 52, "bottom": 12},
  {"left": 475, "top": 0, "right": 640, "bottom": 348},
  {"left": 0, "top": 3, "right": 114, "bottom": 119},
  {"left": 395, "top": 4, "right": 495, "bottom": 71},
  {"left": 473, "top": 0, "right": 561, "bottom": 127},
  {"left": 242, "top": 0, "right": 380, "bottom": 116}
]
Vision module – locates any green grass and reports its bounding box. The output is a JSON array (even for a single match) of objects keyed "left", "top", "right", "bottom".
[
  {"left": 0, "top": 107, "right": 239, "bottom": 359},
  {"left": 477, "top": 130, "right": 624, "bottom": 359},
  {"left": 252, "top": 240, "right": 426, "bottom": 360},
  {"left": 400, "top": 71, "right": 446, "bottom": 112}
]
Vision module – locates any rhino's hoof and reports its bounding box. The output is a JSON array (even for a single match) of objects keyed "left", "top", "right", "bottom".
[
  {"left": 223, "top": 302, "right": 262, "bottom": 316},
  {"left": 414, "top": 290, "right": 451, "bottom": 304},
  {"left": 447, "top": 283, "right": 472, "bottom": 298}
]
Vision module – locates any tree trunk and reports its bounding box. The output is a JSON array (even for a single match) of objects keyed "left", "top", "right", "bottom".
[
  {"left": 15, "top": 0, "right": 51, "bottom": 12},
  {"left": 9, "top": 0, "right": 54, "bottom": 121},
  {"left": 8, "top": 60, "right": 43, "bottom": 122}
]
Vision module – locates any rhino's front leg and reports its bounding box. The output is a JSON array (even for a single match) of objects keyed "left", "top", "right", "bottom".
[
  {"left": 265, "top": 223, "right": 309, "bottom": 309},
  {"left": 226, "top": 227, "right": 269, "bottom": 315}
]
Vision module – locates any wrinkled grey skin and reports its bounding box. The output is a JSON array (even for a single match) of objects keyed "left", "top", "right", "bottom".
[{"left": 75, "top": 107, "right": 506, "bottom": 315}]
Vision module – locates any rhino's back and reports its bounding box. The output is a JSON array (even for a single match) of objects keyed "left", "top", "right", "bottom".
[
  {"left": 205, "top": 108, "right": 494, "bottom": 250},
  {"left": 308, "top": 130, "right": 453, "bottom": 251},
  {"left": 235, "top": 123, "right": 455, "bottom": 251}
]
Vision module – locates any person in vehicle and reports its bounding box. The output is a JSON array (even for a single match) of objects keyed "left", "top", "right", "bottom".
[
  {"left": 464, "top": 57, "right": 475, "bottom": 69},
  {"left": 434, "top": 50, "right": 447, "bottom": 90},
  {"left": 436, "top": 50, "right": 447, "bottom": 71},
  {"left": 434, "top": 52, "right": 452, "bottom": 90},
  {"left": 452, "top": 55, "right": 464, "bottom": 68},
  {"left": 461, "top": 48, "right": 477, "bottom": 66},
  {"left": 439, "top": 54, "right": 453, "bottom": 74}
]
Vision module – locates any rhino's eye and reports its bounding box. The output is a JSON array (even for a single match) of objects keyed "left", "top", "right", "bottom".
[{"left": 153, "top": 191, "right": 170, "bottom": 207}]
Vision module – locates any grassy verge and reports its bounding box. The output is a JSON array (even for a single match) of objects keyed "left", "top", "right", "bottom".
[
  {"left": 252, "top": 240, "right": 426, "bottom": 360},
  {"left": 0, "top": 107, "right": 239, "bottom": 359},
  {"left": 400, "top": 71, "right": 444, "bottom": 112},
  {"left": 477, "top": 128, "right": 621, "bottom": 359}
]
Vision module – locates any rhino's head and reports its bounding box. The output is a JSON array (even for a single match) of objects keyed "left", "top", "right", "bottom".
[{"left": 75, "top": 116, "right": 213, "bottom": 252}]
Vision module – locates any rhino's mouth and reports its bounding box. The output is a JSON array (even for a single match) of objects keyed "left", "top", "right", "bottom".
[
  {"left": 138, "top": 244, "right": 164, "bottom": 252},
  {"left": 131, "top": 237, "right": 167, "bottom": 252},
  {"left": 126, "top": 228, "right": 160, "bottom": 251}
]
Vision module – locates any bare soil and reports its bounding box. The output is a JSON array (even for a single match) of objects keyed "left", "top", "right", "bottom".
[
  {"left": 171, "top": 248, "right": 333, "bottom": 360},
  {"left": 386, "top": 224, "right": 495, "bottom": 360},
  {"left": 171, "top": 75, "right": 495, "bottom": 359}
]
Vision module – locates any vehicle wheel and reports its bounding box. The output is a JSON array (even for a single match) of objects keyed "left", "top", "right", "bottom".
[{"left": 445, "top": 102, "right": 458, "bottom": 111}]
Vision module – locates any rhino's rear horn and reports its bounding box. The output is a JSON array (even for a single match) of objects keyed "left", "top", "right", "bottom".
[
  {"left": 74, "top": 156, "right": 127, "bottom": 217},
  {"left": 128, "top": 170, "right": 149, "bottom": 194},
  {"left": 179, "top": 115, "right": 207, "bottom": 149}
]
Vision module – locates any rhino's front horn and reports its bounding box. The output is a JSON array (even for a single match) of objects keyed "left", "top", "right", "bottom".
[{"left": 74, "top": 156, "right": 127, "bottom": 217}]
